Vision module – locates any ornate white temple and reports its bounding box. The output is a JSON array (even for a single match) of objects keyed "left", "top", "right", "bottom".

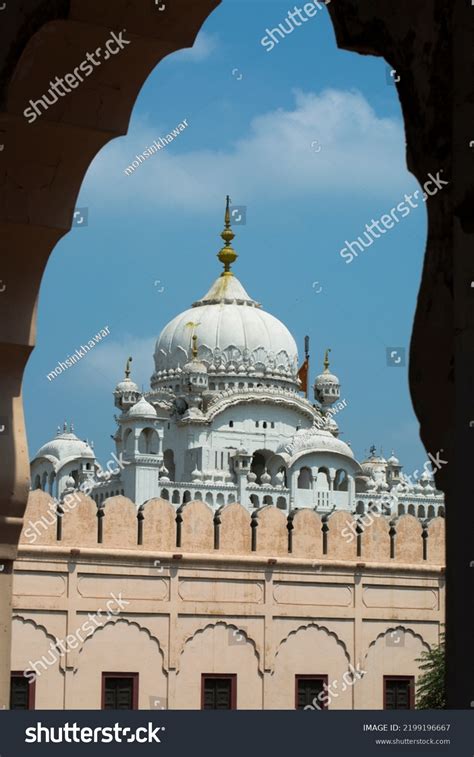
[{"left": 31, "top": 199, "right": 444, "bottom": 521}]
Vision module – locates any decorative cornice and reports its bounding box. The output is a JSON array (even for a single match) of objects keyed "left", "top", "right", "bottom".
[{"left": 205, "top": 386, "right": 318, "bottom": 423}]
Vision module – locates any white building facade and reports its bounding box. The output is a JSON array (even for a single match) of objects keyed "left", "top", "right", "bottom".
[{"left": 31, "top": 199, "right": 444, "bottom": 522}]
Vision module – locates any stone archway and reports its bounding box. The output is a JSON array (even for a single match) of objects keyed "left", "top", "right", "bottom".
[{"left": 0, "top": 0, "right": 469, "bottom": 709}]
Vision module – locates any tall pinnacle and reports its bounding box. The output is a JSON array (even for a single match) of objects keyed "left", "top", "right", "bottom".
[
  {"left": 324, "top": 347, "right": 331, "bottom": 372},
  {"left": 217, "top": 195, "right": 238, "bottom": 275}
]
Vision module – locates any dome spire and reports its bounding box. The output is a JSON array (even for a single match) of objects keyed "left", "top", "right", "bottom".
[
  {"left": 191, "top": 333, "right": 198, "bottom": 359},
  {"left": 323, "top": 347, "right": 331, "bottom": 372},
  {"left": 217, "top": 195, "right": 238, "bottom": 276},
  {"left": 125, "top": 356, "right": 132, "bottom": 379}
]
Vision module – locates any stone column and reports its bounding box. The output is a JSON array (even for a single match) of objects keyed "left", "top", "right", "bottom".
[{"left": 0, "top": 563, "right": 13, "bottom": 708}]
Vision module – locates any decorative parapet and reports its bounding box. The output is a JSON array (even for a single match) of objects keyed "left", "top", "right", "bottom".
[{"left": 18, "top": 490, "right": 445, "bottom": 567}]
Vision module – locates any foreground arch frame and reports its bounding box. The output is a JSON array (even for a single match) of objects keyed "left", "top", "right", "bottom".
[{"left": 0, "top": 0, "right": 470, "bottom": 708}]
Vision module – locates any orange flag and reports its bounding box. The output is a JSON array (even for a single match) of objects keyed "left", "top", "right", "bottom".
[{"left": 298, "top": 358, "right": 309, "bottom": 395}]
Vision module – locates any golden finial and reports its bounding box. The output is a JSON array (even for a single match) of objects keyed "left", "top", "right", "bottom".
[
  {"left": 324, "top": 348, "right": 331, "bottom": 372},
  {"left": 217, "top": 195, "right": 238, "bottom": 275},
  {"left": 125, "top": 356, "right": 132, "bottom": 378},
  {"left": 191, "top": 334, "right": 198, "bottom": 360}
]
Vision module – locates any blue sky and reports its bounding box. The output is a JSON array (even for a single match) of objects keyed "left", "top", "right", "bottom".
[{"left": 24, "top": 0, "right": 431, "bottom": 475}]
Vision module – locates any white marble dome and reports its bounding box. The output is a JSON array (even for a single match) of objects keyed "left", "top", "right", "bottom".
[
  {"left": 34, "top": 429, "right": 95, "bottom": 464},
  {"left": 278, "top": 426, "right": 355, "bottom": 462},
  {"left": 152, "top": 273, "right": 298, "bottom": 387},
  {"left": 127, "top": 396, "right": 158, "bottom": 419}
]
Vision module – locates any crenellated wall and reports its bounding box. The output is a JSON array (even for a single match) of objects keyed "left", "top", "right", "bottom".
[
  {"left": 19, "top": 491, "right": 445, "bottom": 566},
  {"left": 10, "top": 490, "right": 445, "bottom": 709}
]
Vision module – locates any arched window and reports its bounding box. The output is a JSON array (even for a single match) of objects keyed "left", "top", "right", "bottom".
[
  {"left": 263, "top": 495, "right": 273, "bottom": 505},
  {"left": 227, "top": 493, "right": 236, "bottom": 504},
  {"left": 297, "top": 467, "right": 312, "bottom": 489},
  {"left": 183, "top": 490, "right": 191, "bottom": 504},
  {"left": 194, "top": 491, "right": 203, "bottom": 502},
  {"left": 41, "top": 471, "right": 48, "bottom": 490},
  {"left": 138, "top": 428, "right": 159, "bottom": 454},
  {"left": 249, "top": 494, "right": 259, "bottom": 508},
  {"left": 123, "top": 428, "right": 134, "bottom": 453},
  {"left": 205, "top": 492, "right": 214, "bottom": 506},
  {"left": 250, "top": 451, "right": 267, "bottom": 483},
  {"left": 229, "top": 420, "right": 234, "bottom": 428},
  {"left": 418, "top": 505, "right": 426, "bottom": 518},
  {"left": 428, "top": 505, "right": 435, "bottom": 518},
  {"left": 161, "top": 488, "right": 170, "bottom": 500},
  {"left": 356, "top": 501, "right": 365, "bottom": 515},
  {"left": 317, "top": 467, "right": 330, "bottom": 490},
  {"left": 334, "top": 469, "right": 348, "bottom": 491},
  {"left": 398, "top": 503, "right": 405, "bottom": 516},
  {"left": 216, "top": 493, "right": 225, "bottom": 506},
  {"left": 172, "top": 490, "right": 180, "bottom": 504},
  {"left": 276, "top": 496, "right": 286, "bottom": 510},
  {"left": 34, "top": 474, "right": 41, "bottom": 490},
  {"left": 408, "top": 504, "right": 415, "bottom": 516}
]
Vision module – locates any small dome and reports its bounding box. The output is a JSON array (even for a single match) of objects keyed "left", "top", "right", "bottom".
[
  {"left": 420, "top": 469, "right": 433, "bottom": 482},
  {"left": 279, "top": 426, "right": 354, "bottom": 461},
  {"left": 65, "top": 475, "right": 76, "bottom": 488},
  {"left": 387, "top": 452, "right": 400, "bottom": 466},
  {"left": 115, "top": 377, "right": 139, "bottom": 394},
  {"left": 34, "top": 426, "right": 95, "bottom": 464},
  {"left": 183, "top": 359, "right": 208, "bottom": 374},
  {"left": 261, "top": 470, "right": 272, "bottom": 486},
  {"left": 159, "top": 464, "right": 170, "bottom": 482},
  {"left": 127, "top": 397, "right": 157, "bottom": 419},
  {"left": 191, "top": 467, "right": 202, "bottom": 481},
  {"left": 314, "top": 349, "right": 340, "bottom": 407}
]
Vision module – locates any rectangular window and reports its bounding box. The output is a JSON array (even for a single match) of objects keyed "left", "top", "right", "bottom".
[
  {"left": 201, "top": 674, "right": 236, "bottom": 709},
  {"left": 295, "top": 675, "right": 328, "bottom": 709},
  {"left": 384, "top": 676, "right": 414, "bottom": 709},
  {"left": 102, "top": 673, "right": 138, "bottom": 710},
  {"left": 10, "top": 673, "right": 35, "bottom": 710}
]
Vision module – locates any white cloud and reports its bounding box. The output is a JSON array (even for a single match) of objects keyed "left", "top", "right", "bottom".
[
  {"left": 84, "top": 88, "right": 408, "bottom": 212},
  {"left": 168, "top": 30, "right": 218, "bottom": 62},
  {"left": 67, "top": 335, "right": 156, "bottom": 393}
]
